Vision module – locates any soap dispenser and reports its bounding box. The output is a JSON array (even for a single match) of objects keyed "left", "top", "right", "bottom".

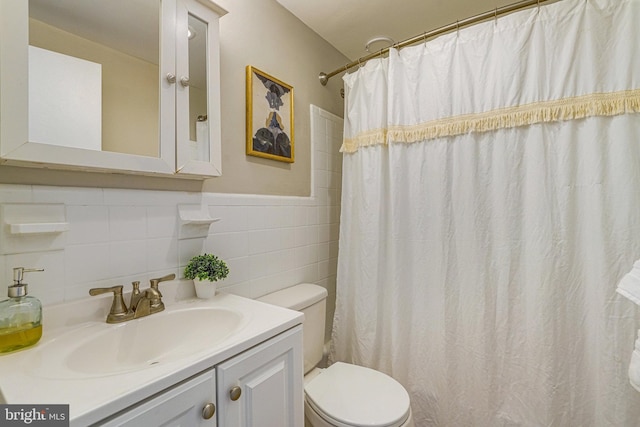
[{"left": 0, "top": 267, "right": 44, "bottom": 354}]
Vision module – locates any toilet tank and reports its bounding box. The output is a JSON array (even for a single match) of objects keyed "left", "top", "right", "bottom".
[{"left": 257, "top": 283, "right": 328, "bottom": 374}]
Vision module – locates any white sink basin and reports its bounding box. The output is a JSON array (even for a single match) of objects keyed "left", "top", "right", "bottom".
[{"left": 26, "top": 306, "right": 245, "bottom": 379}]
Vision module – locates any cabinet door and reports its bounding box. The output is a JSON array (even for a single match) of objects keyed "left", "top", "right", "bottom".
[
  {"left": 99, "top": 369, "right": 217, "bottom": 427},
  {"left": 173, "top": 0, "right": 224, "bottom": 177},
  {"left": 216, "top": 326, "right": 304, "bottom": 427}
]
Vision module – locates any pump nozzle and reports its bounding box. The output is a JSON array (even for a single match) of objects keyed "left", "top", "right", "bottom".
[
  {"left": 9, "top": 268, "right": 44, "bottom": 298},
  {"left": 13, "top": 267, "right": 45, "bottom": 285}
]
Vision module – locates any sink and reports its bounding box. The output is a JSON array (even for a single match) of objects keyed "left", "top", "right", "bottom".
[{"left": 25, "top": 306, "right": 245, "bottom": 379}]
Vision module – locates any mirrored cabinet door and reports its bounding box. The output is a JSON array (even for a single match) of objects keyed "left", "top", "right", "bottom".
[
  {"left": 173, "top": 0, "right": 223, "bottom": 177},
  {"left": 0, "top": 0, "right": 225, "bottom": 178}
]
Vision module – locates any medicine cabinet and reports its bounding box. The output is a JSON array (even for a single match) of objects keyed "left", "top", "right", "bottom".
[{"left": 0, "top": 0, "right": 226, "bottom": 178}]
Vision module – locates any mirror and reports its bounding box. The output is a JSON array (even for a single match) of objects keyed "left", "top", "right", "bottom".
[
  {"left": 0, "top": 0, "right": 224, "bottom": 177},
  {"left": 28, "top": 0, "right": 160, "bottom": 157},
  {"left": 184, "top": 13, "right": 209, "bottom": 163}
]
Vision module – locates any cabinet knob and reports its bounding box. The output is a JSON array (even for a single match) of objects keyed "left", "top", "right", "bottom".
[
  {"left": 166, "top": 73, "right": 176, "bottom": 84},
  {"left": 202, "top": 402, "right": 216, "bottom": 419},
  {"left": 229, "top": 386, "right": 242, "bottom": 401},
  {"left": 180, "top": 76, "right": 190, "bottom": 87}
]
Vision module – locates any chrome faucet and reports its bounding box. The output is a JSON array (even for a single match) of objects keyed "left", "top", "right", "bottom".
[{"left": 89, "top": 274, "right": 176, "bottom": 323}]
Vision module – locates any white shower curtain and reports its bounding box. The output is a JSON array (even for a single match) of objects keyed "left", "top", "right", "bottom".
[{"left": 332, "top": 0, "right": 640, "bottom": 425}]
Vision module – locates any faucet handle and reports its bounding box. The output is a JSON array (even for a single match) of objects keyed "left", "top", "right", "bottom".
[
  {"left": 147, "top": 274, "right": 175, "bottom": 313},
  {"left": 89, "top": 285, "right": 132, "bottom": 323},
  {"left": 149, "top": 273, "right": 176, "bottom": 291}
]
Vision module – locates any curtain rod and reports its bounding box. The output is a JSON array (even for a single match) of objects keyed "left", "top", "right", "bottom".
[{"left": 319, "top": 0, "right": 553, "bottom": 86}]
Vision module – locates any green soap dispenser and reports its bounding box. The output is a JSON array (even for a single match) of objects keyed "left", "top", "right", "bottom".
[{"left": 0, "top": 267, "right": 44, "bottom": 354}]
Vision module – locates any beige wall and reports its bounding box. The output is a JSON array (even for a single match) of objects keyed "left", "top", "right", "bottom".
[
  {"left": 203, "top": 0, "right": 347, "bottom": 196},
  {"left": 0, "top": 0, "right": 348, "bottom": 195}
]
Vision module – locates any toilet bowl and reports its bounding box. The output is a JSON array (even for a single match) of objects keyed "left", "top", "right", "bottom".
[{"left": 258, "top": 284, "right": 414, "bottom": 427}]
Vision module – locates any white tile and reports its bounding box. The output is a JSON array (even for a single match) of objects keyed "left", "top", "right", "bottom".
[
  {"left": 315, "top": 170, "right": 329, "bottom": 189},
  {"left": 317, "top": 242, "right": 330, "bottom": 262},
  {"left": 260, "top": 206, "right": 283, "bottom": 229},
  {"left": 249, "top": 248, "right": 295, "bottom": 279},
  {"left": 272, "top": 206, "right": 296, "bottom": 229},
  {"left": 65, "top": 281, "right": 111, "bottom": 302},
  {"left": 315, "top": 188, "right": 329, "bottom": 207},
  {"left": 329, "top": 172, "right": 342, "bottom": 191},
  {"left": 208, "top": 205, "right": 248, "bottom": 233},
  {"left": 327, "top": 189, "right": 340, "bottom": 208},
  {"left": 205, "top": 231, "right": 248, "bottom": 260},
  {"left": 147, "top": 206, "right": 178, "bottom": 238},
  {"left": 109, "top": 206, "right": 147, "bottom": 241},
  {"left": 292, "top": 207, "right": 308, "bottom": 227},
  {"left": 318, "top": 258, "right": 338, "bottom": 281},
  {"left": 248, "top": 253, "right": 270, "bottom": 280},
  {"left": 328, "top": 120, "right": 343, "bottom": 140},
  {"left": 267, "top": 249, "right": 295, "bottom": 275},
  {"left": 315, "top": 151, "right": 329, "bottom": 171},
  {"left": 248, "top": 228, "right": 295, "bottom": 255},
  {"left": 318, "top": 224, "right": 331, "bottom": 244},
  {"left": 65, "top": 243, "right": 110, "bottom": 285},
  {"left": 306, "top": 206, "right": 319, "bottom": 225},
  {"left": 246, "top": 206, "right": 270, "bottom": 230},
  {"left": 318, "top": 206, "right": 331, "bottom": 225},
  {"left": 294, "top": 244, "right": 318, "bottom": 268},
  {"left": 221, "top": 279, "right": 259, "bottom": 299},
  {"left": 109, "top": 240, "right": 147, "bottom": 277},
  {"left": 295, "top": 225, "right": 318, "bottom": 247},
  {"left": 66, "top": 205, "right": 109, "bottom": 244},
  {"left": 146, "top": 237, "right": 178, "bottom": 272}
]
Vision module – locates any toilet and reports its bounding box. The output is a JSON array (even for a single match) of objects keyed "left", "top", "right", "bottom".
[{"left": 258, "top": 283, "right": 414, "bottom": 427}]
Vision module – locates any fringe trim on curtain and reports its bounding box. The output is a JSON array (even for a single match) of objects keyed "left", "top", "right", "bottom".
[{"left": 340, "top": 89, "right": 640, "bottom": 153}]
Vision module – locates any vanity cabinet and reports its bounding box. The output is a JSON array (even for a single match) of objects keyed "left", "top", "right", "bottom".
[
  {"left": 99, "top": 369, "right": 217, "bottom": 427},
  {"left": 216, "top": 325, "right": 304, "bottom": 427},
  {"left": 0, "top": 0, "right": 225, "bottom": 178},
  {"left": 95, "top": 326, "right": 303, "bottom": 427}
]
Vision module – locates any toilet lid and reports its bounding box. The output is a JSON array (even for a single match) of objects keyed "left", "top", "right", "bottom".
[{"left": 304, "top": 362, "right": 411, "bottom": 427}]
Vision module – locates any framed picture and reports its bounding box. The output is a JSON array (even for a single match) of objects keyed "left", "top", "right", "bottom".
[{"left": 246, "top": 66, "right": 294, "bottom": 163}]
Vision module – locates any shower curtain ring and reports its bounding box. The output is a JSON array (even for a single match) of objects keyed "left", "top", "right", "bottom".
[
  {"left": 357, "top": 58, "right": 363, "bottom": 68},
  {"left": 456, "top": 20, "right": 460, "bottom": 35},
  {"left": 494, "top": 7, "right": 498, "bottom": 24}
]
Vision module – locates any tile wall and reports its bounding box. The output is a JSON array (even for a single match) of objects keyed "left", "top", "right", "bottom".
[{"left": 0, "top": 105, "right": 343, "bottom": 335}]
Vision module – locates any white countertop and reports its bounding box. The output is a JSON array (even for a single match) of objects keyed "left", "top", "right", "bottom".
[{"left": 0, "top": 281, "right": 303, "bottom": 426}]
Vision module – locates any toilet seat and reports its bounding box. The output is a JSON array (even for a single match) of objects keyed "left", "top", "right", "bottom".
[{"left": 304, "top": 362, "right": 411, "bottom": 427}]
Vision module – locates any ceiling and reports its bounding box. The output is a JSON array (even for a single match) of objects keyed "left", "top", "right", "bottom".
[{"left": 276, "top": 0, "right": 528, "bottom": 61}]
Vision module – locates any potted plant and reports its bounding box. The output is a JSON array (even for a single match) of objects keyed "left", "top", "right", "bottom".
[{"left": 184, "top": 253, "right": 229, "bottom": 299}]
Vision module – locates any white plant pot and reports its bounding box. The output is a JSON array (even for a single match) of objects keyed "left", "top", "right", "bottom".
[{"left": 194, "top": 278, "right": 217, "bottom": 299}]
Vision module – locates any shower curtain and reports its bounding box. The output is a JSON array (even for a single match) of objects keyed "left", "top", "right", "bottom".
[{"left": 332, "top": 0, "right": 640, "bottom": 425}]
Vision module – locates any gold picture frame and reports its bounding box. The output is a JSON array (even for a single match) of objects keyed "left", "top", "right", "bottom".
[{"left": 246, "top": 66, "right": 294, "bottom": 163}]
